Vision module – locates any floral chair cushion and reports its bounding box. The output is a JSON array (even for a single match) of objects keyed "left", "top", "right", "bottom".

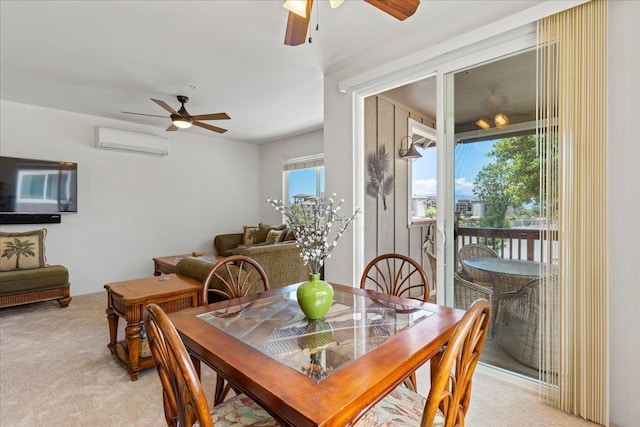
[
  {"left": 196, "top": 393, "right": 278, "bottom": 427},
  {"left": 354, "top": 385, "right": 445, "bottom": 427}
]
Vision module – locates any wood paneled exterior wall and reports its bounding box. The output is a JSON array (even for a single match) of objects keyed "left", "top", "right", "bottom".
[{"left": 363, "top": 94, "right": 436, "bottom": 280}]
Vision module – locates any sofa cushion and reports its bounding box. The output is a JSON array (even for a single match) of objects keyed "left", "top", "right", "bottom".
[
  {"left": 265, "top": 229, "right": 286, "bottom": 244},
  {"left": 254, "top": 223, "right": 286, "bottom": 244},
  {"left": 0, "top": 265, "right": 69, "bottom": 295},
  {"left": 242, "top": 225, "right": 260, "bottom": 245},
  {"left": 0, "top": 229, "right": 48, "bottom": 271},
  {"left": 283, "top": 229, "right": 296, "bottom": 241}
]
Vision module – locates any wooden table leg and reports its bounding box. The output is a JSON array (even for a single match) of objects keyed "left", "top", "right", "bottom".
[
  {"left": 125, "top": 322, "right": 142, "bottom": 381},
  {"left": 106, "top": 305, "right": 118, "bottom": 354}
]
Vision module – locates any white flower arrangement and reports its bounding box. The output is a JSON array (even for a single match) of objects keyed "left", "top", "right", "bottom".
[{"left": 267, "top": 194, "right": 361, "bottom": 275}]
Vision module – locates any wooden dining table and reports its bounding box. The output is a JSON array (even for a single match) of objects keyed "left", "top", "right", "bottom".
[{"left": 168, "top": 282, "right": 464, "bottom": 427}]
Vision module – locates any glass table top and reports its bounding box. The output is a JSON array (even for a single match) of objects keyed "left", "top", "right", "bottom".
[{"left": 197, "top": 288, "right": 433, "bottom": 381}]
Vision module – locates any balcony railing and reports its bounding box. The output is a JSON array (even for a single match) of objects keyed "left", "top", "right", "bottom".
[{"left": 456, "top": 226, "right": 557, "bottom": 261}]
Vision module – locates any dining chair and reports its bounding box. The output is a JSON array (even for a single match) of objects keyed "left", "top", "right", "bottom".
[
  {"left": 143, "top": 303, "right": 278, "bottom": 427},
  {"left": 458, "top": 243, "right": 499, "bottom": 287},
  {"left": 360, "top": 253, "right": 435, "bottom": 391},
  {"left": 355, "top": 298, "right": 491, "bottom": 427},
  {"left": 202, "top": 255, "right": 270, "bottom": 404},
  {"left": 202, "top": 255, "right": 270, "bottom": 303},
  {"left": 360, "top": 253, "right": 435, "bottom": 303}
]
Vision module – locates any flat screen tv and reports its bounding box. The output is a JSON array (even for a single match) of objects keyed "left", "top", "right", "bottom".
[{"left": 0, "top": 156, "right": 77, "bottom": 213}]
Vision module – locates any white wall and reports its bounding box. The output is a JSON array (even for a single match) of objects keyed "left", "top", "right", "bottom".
[
  {"left": 0, "top": 100, "right": 261, "bottom": 296},
  {"left": 323, "top": 2, "right": 640, "bottom": 425},
  {"left": 259, "top": 130, "right": 324, "bottom": 224},
  {"left": 608, "top": 1, "right": 640, "bottom": 425}
]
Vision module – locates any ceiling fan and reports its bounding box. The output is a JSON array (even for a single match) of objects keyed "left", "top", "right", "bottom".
[
  {"left": 123, "top": 96, "right": 230, "bottom": 134},
  {"left": 475, "top": 85, "right": 510, "bottom": 130},
  {"left": 283, "top": 0, "right": 420, "bottom": 46}
]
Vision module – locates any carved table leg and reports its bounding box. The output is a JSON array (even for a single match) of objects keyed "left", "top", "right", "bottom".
[
  {"left": 106, "top": 306, "right": 118, "bottom": 354},
  {"left": 125, "top": 322, "right": 142, "bottom": 381}
]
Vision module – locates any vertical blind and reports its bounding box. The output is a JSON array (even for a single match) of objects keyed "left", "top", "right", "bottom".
[{"left": 538, "top": 0, "right": 608, "bottom": 424}]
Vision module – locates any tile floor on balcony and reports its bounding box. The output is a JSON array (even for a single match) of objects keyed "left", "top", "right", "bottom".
[{"left": 481, "top": 336, "right": 538, "bottom": 379}]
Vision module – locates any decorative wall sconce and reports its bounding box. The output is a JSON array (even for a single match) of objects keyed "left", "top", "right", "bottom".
[{"left": 399, "top": 136, "right": 423, "bottom": 160}]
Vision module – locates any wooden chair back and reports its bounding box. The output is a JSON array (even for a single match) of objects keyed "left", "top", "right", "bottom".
[
  {"left": 143, "top": 303, "right": 213, "bottom": 427},
  {"left": 424, "top": 298, "right": 491, "bottom": 426},
  {"left": 202, "top": 255, "right": 270, "bottom": 303},
  {"left": 360, "top": 253, "right": 434, "bottom": 302}
]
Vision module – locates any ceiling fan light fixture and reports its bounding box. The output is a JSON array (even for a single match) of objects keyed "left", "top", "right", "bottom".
[
  {"left": 329, "top": 0, "right": 344, "bottom": 8},
  {"left": 476, "top": 117, "right": 491, "bottom": 130},
  {"left": 283, "top": 0, "right": 308, "bottom": 17},
  {"left": 171, "top": 114, "right": 193, "bottom": 129},
  {"left": 494, "top": 113, "right": 510, "bottom": 128}
]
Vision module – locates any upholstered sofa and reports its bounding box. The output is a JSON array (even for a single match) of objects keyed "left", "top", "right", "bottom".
[
  {"left": 214, "top": 223, "right": 308, "bottom": 289},
  {"left": 0, "top": 229, "right": 71, "bottom": 308}
]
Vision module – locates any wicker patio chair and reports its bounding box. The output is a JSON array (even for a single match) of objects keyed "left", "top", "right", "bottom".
[
  {"left": 425, "top": 250, "right": 437, "bottom": 291},
  {"left": 458, "top": 243, "right": 499, "bottom": 287},
  {"left": 360, "top": 253, "right": 435, "bottom": 391},
  {"left": 355, "top": 299, "right": 491, "bottom": 427},
  {"left": 143, "top": 304, "right": 277, "bottom": 427},
  {"left": 495, "top": 277, "right": 557, "bottom": 371},
  {"left": 454, "top": 272, "right": 494, "bottom": 335}
]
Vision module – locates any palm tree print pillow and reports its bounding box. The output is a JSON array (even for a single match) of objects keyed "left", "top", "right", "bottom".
[{"left": 0, "top": 229, "right": 47, "bottom": 271}]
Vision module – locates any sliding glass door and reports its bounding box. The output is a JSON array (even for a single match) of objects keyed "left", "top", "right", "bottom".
[{"left": 447, "top": 48, "right": 555, "bottom": 379}]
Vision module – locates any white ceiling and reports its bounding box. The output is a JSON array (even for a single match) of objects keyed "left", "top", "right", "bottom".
[{"left": 0, "top": 0, "right": 544, "bottom": 144}]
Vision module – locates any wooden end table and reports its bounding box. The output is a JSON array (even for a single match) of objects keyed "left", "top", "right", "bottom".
[
  {"left": 153, "top": 254, "right": 220, "bottom": 275},
  {"left": 104, "top": 274, "right": 203, "bottom": 381}
]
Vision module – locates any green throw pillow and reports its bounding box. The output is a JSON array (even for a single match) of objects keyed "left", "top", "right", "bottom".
[
  {"left": 0, "top": 228, "right": 48, "bottom": 271},
  {"left": 254, "top": 223, "right": 286, "bottom": 244}
]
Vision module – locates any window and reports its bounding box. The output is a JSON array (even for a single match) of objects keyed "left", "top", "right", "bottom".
[
  {"left": 283, "top": 156, "right": 324, "bottom": 203},
  {"left": 408, "top": 119, "right": 437, "bottom": 224}
]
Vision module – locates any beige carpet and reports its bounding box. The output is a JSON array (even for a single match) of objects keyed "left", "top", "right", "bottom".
[{"left": 0, "top": 292, "right": 599, "bottom": 426}]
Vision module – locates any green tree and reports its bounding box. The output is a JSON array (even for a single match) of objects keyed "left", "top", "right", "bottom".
[
  {"left": 424, "top": 207, "right": 437, "bottom": 218},
  {"left": 2, "top": 238, "right": 36, "bottom": 269},
  {"left": 473, "top": 135, "right": 540, "bottom": 228}
]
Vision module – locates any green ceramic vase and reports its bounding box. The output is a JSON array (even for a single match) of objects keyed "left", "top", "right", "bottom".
[{"left": 297, "top": 273, "right": 334, "bottom": 320}]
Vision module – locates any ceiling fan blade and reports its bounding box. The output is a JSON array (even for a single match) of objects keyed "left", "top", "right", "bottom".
[
  {"left": 364, "top": 0, "right": 420, "bottom": 21},
  {"left": 193, "top": 121, "right": 227, "bottom": 134},
  {"left": 151, "top": 98, "right": 179, "bottom": 114},
  {"left": 190, "top": 113, "right": 230, "bottom": 121},
  {"left": 284, "top": 0, "right": 313, "bottom": 46},
  {"left": 122, "top": 111, "right": 167, "bottom": 118},
  {"left": 166, "top": 124, "right": 179, "bottom": 131}
]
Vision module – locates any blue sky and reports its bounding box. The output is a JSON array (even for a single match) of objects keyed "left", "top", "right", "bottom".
[
  {"left": 412, "top": 139, "right": 497, "bottom": 199},
  {"left": 287, "top": 167, "right": 324, "bottom": 202}
]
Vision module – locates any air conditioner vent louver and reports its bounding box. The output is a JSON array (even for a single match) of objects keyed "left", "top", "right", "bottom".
[{"left": 95, "top": 127, "right": 169, "bottom": 157}]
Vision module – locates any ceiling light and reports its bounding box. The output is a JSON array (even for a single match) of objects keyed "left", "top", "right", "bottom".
[
  {"left": 171, "top": 114, "right": 193, "bottom": 129},
  {"left": 475, "top": 118, "right": 491, "bottom": 130},
  {"left": 329, "top": 0, "right": 344, "bottom": 8},
  {"left": 494, "top": 113, "right": 510, "bottom": 128},
  {"left": 283, "top": 0, "right": 308, "bottom": 18},
  {"left": 399, "top": 136, "right": 423, "bottom": 160}
]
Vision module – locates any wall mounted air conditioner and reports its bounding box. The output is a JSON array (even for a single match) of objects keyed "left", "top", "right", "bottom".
[{"left": 95, "top": 127, "right": 169, "bottom": 157}]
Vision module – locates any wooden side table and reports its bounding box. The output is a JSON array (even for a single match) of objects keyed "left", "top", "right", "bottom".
[
  {"left": 153, "top": 254, "right": 220, "bottom": 275},
  {"left": 104, "top": 274, "right": 202, "bottom": 381}
]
